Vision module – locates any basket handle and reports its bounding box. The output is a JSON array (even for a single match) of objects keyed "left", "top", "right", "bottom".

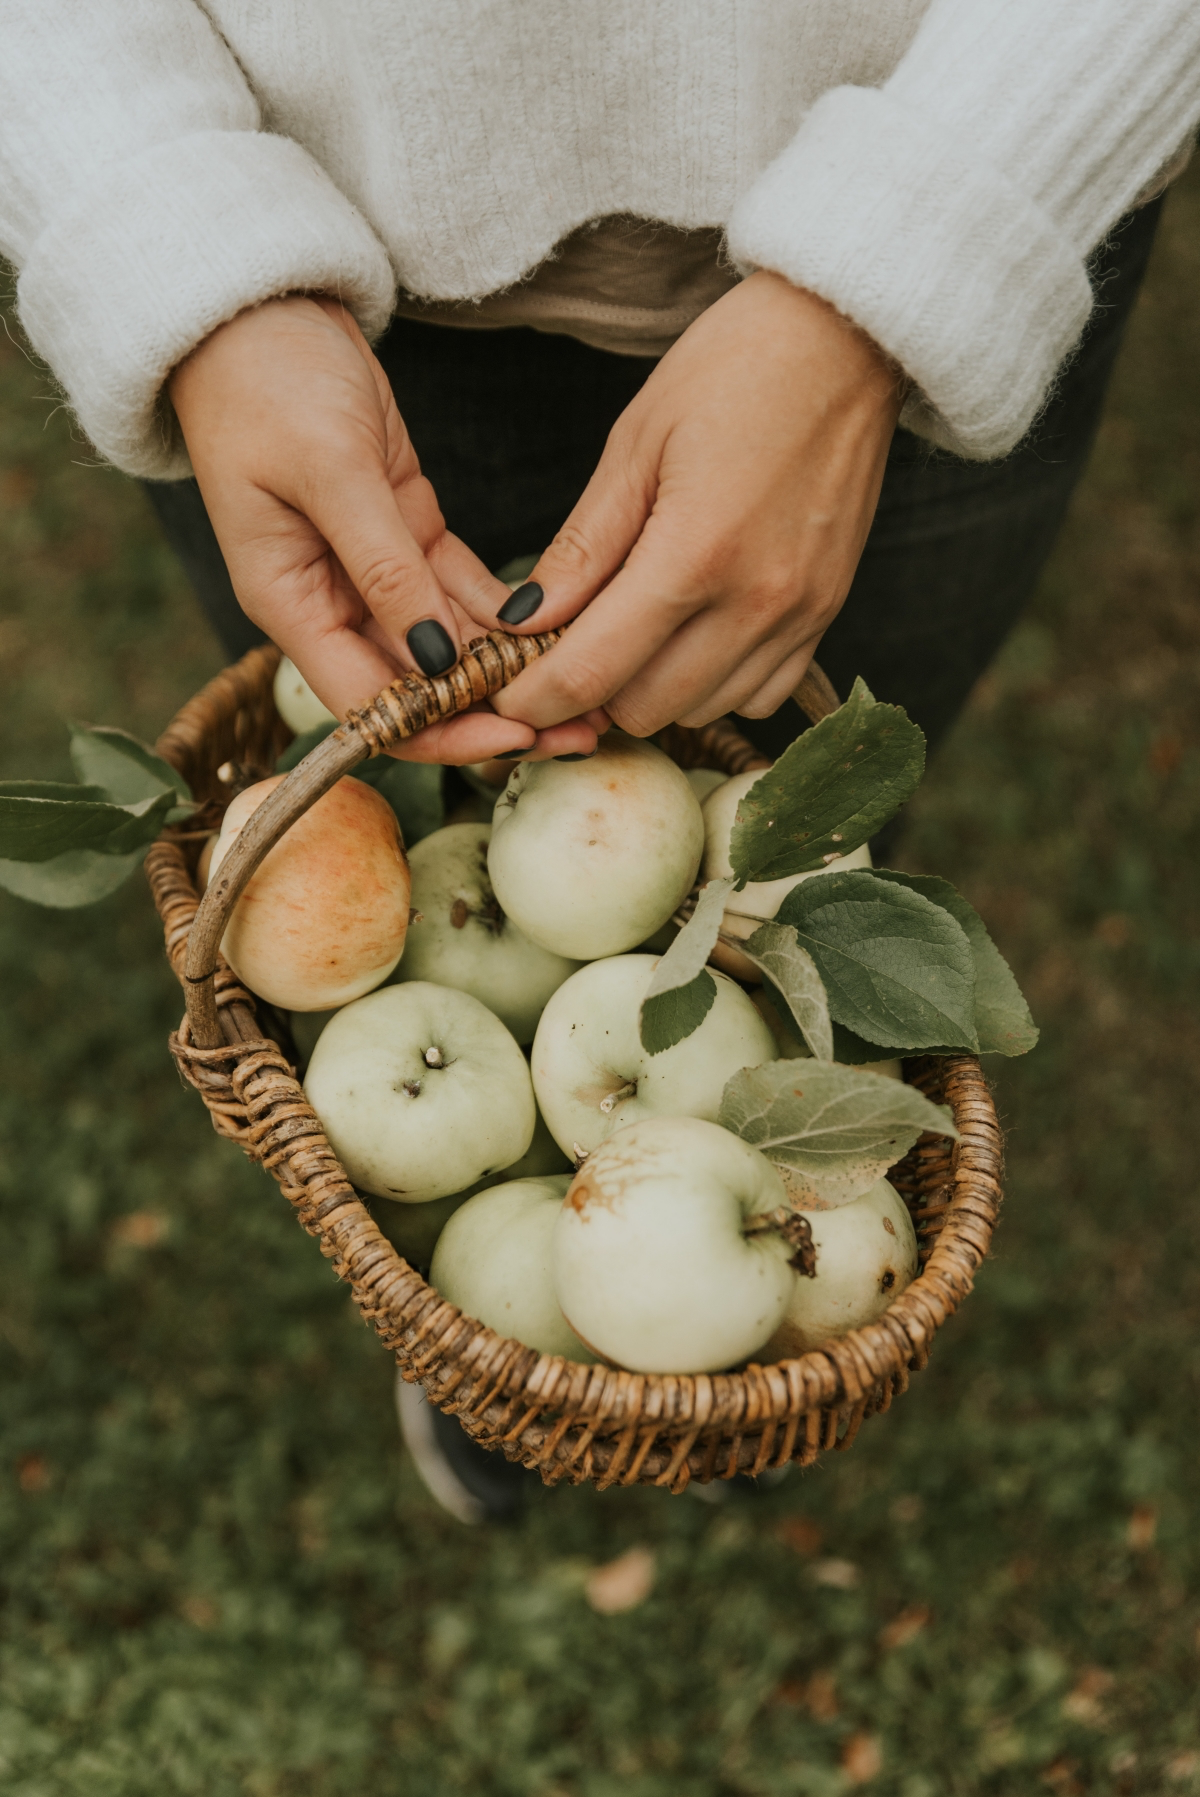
[{"left": 183, "top": 631, "right": 840, "bottom": 1048}]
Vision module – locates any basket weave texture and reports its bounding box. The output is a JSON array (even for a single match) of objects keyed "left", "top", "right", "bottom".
[{"left": 148, "top": 641, "right": 1003, "bottom": 1491}]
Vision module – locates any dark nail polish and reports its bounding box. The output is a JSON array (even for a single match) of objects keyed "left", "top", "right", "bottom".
[
  {"left": 498, "top": 582, "right": 544, "bottom": 626},
  {"left": 495, "top": 750, "right": 528, "bottom": 759},
  {"left": 554, "top": 751, "right": 597, "bottom": 762},
  {"left": 406, "top": 619, "right": 457, "bottom": 676}
]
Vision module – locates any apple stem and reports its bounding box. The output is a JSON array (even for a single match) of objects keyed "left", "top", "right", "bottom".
[
  {"left": 599, "top": 1082, "right": 637, "bottom": 1115},
  {"left": 745, "top": 1206, "right": 817, "bottom": 1277}
]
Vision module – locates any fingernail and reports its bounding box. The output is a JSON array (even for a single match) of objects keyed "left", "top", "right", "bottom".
[
  {"left": 495, "top": 749, "right": 528, "bottom": 759},
  {"left": 554, "top": 750, "right": 597, "bottom": 762},
  {"left": 406, "top": 619, "right": 457, "bottom": 676},
  {"left": 498, "top": 582, "right": 544, "bottom": 626}
]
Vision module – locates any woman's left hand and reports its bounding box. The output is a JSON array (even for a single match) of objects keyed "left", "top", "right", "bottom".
[{"left": 484, "top": 271, "right": 904, "bottom": 735}]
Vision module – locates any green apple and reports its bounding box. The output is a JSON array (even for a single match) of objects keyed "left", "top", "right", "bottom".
[
  {"left": 762, "top": 1177, "right": 918, "bottom": 1358},
  {"left": 303, "top": 981, "right": 535, "bottom": 1202},
  {"left": 749, "top": 988, "right": 903, "bottom": 1081},
  {"left": 488, "top": 733, "right": 704, "bottom": 959},
  {"left": 701, "top": 769, "right": 873, "bottom": 924},
  {"left": 553, "top": 1116, "right": 796, "bottom": 1374},
  {"left": 273, "top": 656, "right": 337, "bottom": 734},
  {"left": 390, "top": 823, "right": 581, "bottom": 1043},
  {"left": 686, "top": 767, "right": 728, "bottom": 804},
  {"left": 371, "top": 1105, "right": 570, "bottom": 1270},
  {"left": 431, "top": 1175, "right": 594, "bottom": 1361},
  {"left": 531, "top": 953, "right": 777, "bottom": 1157}
]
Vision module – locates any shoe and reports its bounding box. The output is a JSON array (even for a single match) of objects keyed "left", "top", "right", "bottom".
[{"left": 395, "top": 1373, "right": 537, "bottom": 1524}]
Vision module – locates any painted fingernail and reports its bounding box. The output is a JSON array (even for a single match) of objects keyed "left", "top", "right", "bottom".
[
  {"left": 495, "top": 750, "right": 528, "bottom": 759},
  {"left": 498, "top": 582, "right": 544, "bottom": 626},
  {"left": 554, "top": 750, "right": 597, "bottom": 762},
  {"left": 406, "top": 619, "right": 457, "bottom": 676}
]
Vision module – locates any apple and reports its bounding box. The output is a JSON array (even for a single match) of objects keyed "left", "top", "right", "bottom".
[
  {"left": 371, "top": 1104, "right": 570, "bottom": 1270},
  {"left": 686, "top": 767, "right": 728, "bottom": 805},
  {"left": 196, "top": 835, "right": 216, "bottom": 893},
  {"left": 273, "top": 656, "right": 337, "bottom": 734},
  {"left": 391, "top": 823, "right": 581, "bottom": 1043},
  {"left": 553, "top": 1116, "right": 796, "bottom": 1374},
  {"left": 431, "top": 1175, "right": 595, "bottom": 1361},
  {"left": 303, "top": 981, "right": 536, "bottom": 1202},
  {"left": 701, "top": 769, "right": 873, "bottom": 924},
  {"left": 761, "top": 1177, "right": 918, "bottom": 1358},
  {"left": 531, "top": 952, "right": 777, "bottom": 1158},
  {"left": 209, "top": 775, "right": 411, "bottom": 1011},
  {"left": 488, "top": 733, "right": 705, "bottom": 959}
]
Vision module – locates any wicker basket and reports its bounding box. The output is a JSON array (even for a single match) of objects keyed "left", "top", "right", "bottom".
[{"left": 146, "top": 634, "right": 1003, "bottom": 1493}]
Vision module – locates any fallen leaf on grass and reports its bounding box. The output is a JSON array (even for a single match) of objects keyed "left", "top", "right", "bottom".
[
  {"left": 810, "top": 1557, "right": 859, "bottom": 1589},
  {"left": 1061, "top": 1666, "right": 1114, "bottom": 1726},
  {"left": 1127, "top": 1504, "right": 1157, "bottom": 1550},
  {"left": 878, "top": 1604, "right": 930, "bottom": 1651},
  {"left": 110, "top": 1211, "right": 169, "bottom": 1248},
  {"left": 776, "top": 1515, "right": 823, "bottom": 1556},
  {"left": 770, "top": 1670, "right": 839, "bottom": 1720},
  {"left": 585, "top": 1547, "right": 655, "bottom": 1615},
  {"left": 1167, "top": 1751, "right": 1200, "bottom": 1782},
  {"left": 16, "top": 1453, "right": 50, "bottom": 1493},
  {"left": 181, "top": 1595, "right": 218, "bottom": 1629},
  {"left": 1042, "top": 1758, "right": 1083, "bottom": 1795},
  {"left": 841, "top": 1733, "right": 882, "bottom": 1784}
]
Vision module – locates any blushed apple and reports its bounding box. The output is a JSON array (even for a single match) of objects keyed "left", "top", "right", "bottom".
[
  {"left": 488, "top": 733, "right": 704, "bottom": 959},
  {"left": 273, "top": 656, "right": 337, "bottom": 734},
  {"left": 303, "top": 981, "right": 536, "bottom": 1202},
  {"left": 553, "top": 1116, "right": 796, "bottom": 1374},
  {"left": 531, "top": 953, "right": 777, "bottom": 1158},
  {"left": 209, "top": 775, "right": 411, "bottom": 1011},
  {"left": 761, "top": 1177, "right": 918, "bottom": 1358},
  {"left": 431, "top": 1175, "right": 595, "bottom": 1361},
  {"left": 392, "top": 823, "right": 581, "bottom": 1043}
]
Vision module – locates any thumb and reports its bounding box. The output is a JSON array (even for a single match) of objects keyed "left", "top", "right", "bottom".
[{"left": 500, "top": 422, "right": 658, "bottom": 632}]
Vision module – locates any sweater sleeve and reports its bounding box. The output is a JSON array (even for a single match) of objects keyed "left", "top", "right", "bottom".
[
  {"left": 0, "top": 2, "right": 396, "bottom": 478},
  {"left": 727, "top": 0, "right": 1200, "bottom": 461}
]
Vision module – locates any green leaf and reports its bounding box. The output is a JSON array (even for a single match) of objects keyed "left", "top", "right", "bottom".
[
  {"left": 276, "top": 731, "right": 445, "bottom": 847},
  {"left": 0, "top": 786, "right": 177, "bottom": 862},
  {"left": 776, "top": 871, "right": 979, "bottom": 1052},
  {"left": 0, "top": 846, "right": 146, "bottom": 908},
  {"left": 871, "top": 871, "right": 1039, "bottom": 1056},
  {"left": 69, "top": 723, "right": 192, "bottom": 808},
  {"left": 830, "top": 1021, "right": 905, "bottom": 1065},
  {"left": 728, "top": 678, "right": 925, "bottom": 885},
  {"left": 739, "top": 922, "right": 833, "bottom": 1061},
  {"left": 719, "top": 1060, "right": 958, "bottom": 1208},
  {"left": 638, "top": 878, "right": 734, "bottom": 1054},
  {"left": 639, "top": 970, "right": 718, "bottom": 1057}
]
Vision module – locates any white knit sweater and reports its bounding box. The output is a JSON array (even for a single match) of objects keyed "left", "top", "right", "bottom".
[{"left": 2, "top": 1, "right": 1198, "bottom": 478}]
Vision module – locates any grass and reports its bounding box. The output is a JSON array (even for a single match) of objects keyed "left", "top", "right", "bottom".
[{"left": 3, "top": 169, "right": 1200, "bottom": 1795}]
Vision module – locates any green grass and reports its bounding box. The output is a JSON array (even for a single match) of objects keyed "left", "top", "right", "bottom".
[{"left": 4, "top": 172, "right": 1200, "bottom": 1796}]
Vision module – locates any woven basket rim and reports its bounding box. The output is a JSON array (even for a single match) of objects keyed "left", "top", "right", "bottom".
[{"left": 148, "top": 643, "right": 1003, "bottom": 1490}]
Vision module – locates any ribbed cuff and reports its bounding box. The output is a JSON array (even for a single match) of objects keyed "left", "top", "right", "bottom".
[
  {"left": 727, "top": 86, "right": 1093, "bottom": 461},
  {"left": 17, "top": 130, "right": 397, "bottom": 478}
]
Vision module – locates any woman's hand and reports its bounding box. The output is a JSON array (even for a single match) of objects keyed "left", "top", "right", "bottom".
[
  {"left": 490, "top": 272, "right": 905, "bottom": 736},
  {"left": 168, "top": 295, "right": 604, "bottom": 763}
]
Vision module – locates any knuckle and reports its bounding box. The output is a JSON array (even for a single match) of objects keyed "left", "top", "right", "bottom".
[
  {"left": 355, "top": 555, "right": 428, "bottom": 617},
  {"left": 606, "top": 692, "right": 662, "bottom": 738},
  {"left": 543, "top": 521, "right": 599, "bottom": 578},
  {"left": 551, "top": 652, "right": 609, "bottom": 715}
]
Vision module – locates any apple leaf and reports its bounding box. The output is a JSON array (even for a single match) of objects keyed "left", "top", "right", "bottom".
[
  {"left": 830, "top": 1021, "right": 905, "bottom": 1065},
  {"left": 728, "top": 678, "right": 925, "bottom": 886},
  {"left": 775, "top": 871, "right": 979, "bottom": 1052},
  {"left": 69, "top": 723, "right": 192, "bottom": 810},
  {"left": 738, "top": 922, "right": 833, "bottom": 1062},
  {"left": 719, "top": 1059, "right": 958, "bottom": 1208},
  {"left": 871, "top": 871, "right": 1038, "bottom": 1056},
  {"left": 0, "top": 784, "right": 177, "bottom": 862},
  {"left": 0, "top": 846, "right": 148, "bottom": 908},
  {"left": 638, "top": 877, "right": 733, "bottom": 1055}
]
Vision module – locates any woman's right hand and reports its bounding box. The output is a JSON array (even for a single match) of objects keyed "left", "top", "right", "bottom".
[{"left": 168, "top": 295, "right": 605, "bottom": 763}]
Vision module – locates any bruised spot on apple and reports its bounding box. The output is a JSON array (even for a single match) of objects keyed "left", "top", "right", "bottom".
[{"left": 210, "top": 775, "right": 411, "bottom": 1012}]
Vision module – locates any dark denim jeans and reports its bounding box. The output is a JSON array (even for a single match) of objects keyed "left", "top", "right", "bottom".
[{"left": 145, "top": 197, "right": 1162, "bottom": 759}]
